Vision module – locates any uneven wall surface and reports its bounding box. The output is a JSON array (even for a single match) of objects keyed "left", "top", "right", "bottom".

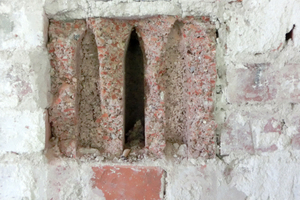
[
  {"left": 1, "top": 0, "right": 300, "bottom": 199},
  {"left": 48, "top": 16, "right": 216, "bottom": 159}
]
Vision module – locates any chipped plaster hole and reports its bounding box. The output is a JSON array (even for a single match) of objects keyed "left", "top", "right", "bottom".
[
  {"left": 286, "top": 24, "right": 295, "bottom": 41},
  {"left": 124, "top": 28, "right": 145, "bottom": 149},
  {"left": 47, "top": 17, "right": 217, "bottom": 158}
]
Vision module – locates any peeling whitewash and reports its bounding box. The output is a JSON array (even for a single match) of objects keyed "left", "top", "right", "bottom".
[{"left": 1, "top": 0, "right": 300, "bottom": 199}]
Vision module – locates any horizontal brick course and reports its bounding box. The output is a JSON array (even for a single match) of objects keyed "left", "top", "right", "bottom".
[{"left": 227, "top": 63, "right": 300, "bottom": 104}]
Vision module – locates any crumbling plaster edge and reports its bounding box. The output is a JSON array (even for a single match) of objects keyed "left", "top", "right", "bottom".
[
  {"left": 41, "top": 0, "right": 300, "bottom": 158},
  {"left": 43, "top": 0, "right": 223, "bottom": 20}
]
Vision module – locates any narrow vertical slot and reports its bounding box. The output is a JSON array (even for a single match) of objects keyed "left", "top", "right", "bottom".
[{"left": 124, "top": 28, "right": 145, "bottom": 149}]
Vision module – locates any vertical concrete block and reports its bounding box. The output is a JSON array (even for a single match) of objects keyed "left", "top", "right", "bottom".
[
  {"left": 88, "top": 18, "right": 132, "bottom": 155},
  {"left": 137, "top": 16, "right": 175, "bottom": 156},
  {"left": 48, "top": 20, "right": 86, "bottom": 156},
  {"left": 181, "top": 17, "right": 217, "bottom": 158}
]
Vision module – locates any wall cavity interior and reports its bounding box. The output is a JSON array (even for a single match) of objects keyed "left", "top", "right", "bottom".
[{"left": 47, "top": 16, "right": 217, "bottom": 159}]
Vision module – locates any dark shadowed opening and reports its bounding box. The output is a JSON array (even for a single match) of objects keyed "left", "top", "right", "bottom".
[
  {"left": 124, "top": 28, "right": 145, "bottom": 148},
  {"left": 286, "top": 24, "right": 295, "bottom": 41}
]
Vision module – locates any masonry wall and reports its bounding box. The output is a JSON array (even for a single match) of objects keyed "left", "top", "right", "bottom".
[{"left": 1, "top": 0, "right": 300, "bottom": 199}]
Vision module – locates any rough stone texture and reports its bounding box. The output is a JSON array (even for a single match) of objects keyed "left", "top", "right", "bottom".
[
  {"left": 136, "top": 16, "right": 175, "bottom": 156},
  {"left": 181, "top": 17, "right": 216, "bottom": 158},
  {"left": 92, "top": 166, "right": 164, "bottom": 199},
  {"left": 163, "top": 20, "right": 187, "bottom": 144},
  {"left": 162, "top": 17, "right": 217, "bottom": 158},
  {"left": 47, "top": 19, "right": 87, "bottom": 157},
  {"left": 48, "top": 16, "right": 216, "bottom": 158},
  {"left": 87, "top": 18, "right": 132, "bottom": 155}
]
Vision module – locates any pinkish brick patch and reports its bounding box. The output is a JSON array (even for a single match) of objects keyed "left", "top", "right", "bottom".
[
  {"left": 181, "top": 17, "right": 217, "bottom": 158},
  {"left": 221, "top": 110, "right": 282, "bottom": 155},
  {"left": 92, "top": 166, "right": 164, "bottom": 200},
  {"left": 277, "top": 64, "right": 300, "bottom": 103},
  {"left": 227, "top": 63, "right": 277, "bottom": 104},
  {"left": 221, "top": 111, "right": 255, "bottom": 155},
  {"left": 136, "top": 16, "right": 176, "bottom": 156},
  {"left": 47, "top": 16, "right": 217, "bottom": 159},
  {"left": 48, "top": 20, "right": 86, "bottom": 156},
  {"left": 228, "top": 63, "right": 300, "bottom": 104},
  {"left": 87, "top": 18, "right": 132, "bottom": 155}
]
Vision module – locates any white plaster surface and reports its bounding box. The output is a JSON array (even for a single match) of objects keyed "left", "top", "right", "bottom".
[
  {"left": 0, "top": 0, "right": 49, "bottom": 154},
  {"left": 1, "top": 0, "right": 300, "bottom": 199}
]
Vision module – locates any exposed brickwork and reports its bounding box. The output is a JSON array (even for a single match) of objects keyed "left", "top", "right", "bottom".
[
  {"left": 92, "top": 166, "right": 164, "bottom": 200},
  {"left": 227, "top": 63, "right": 300, "bottom": 104},
  {"left": 221, "top": 63, "right": 300, "bottom": 155},
  {"left": 163, "top": 20, "right": 187, "bottom": 144},
  {"left": 161, "top": 17, "right": 217, "bottom": 158},
  {"left": 276, "top": 64, "right": 300, "bottom": 103},
  {"left": 47, "top": 16, "right": 217, "bottom": 158},
  {"left": 221, "top": 109, "right": 281, "bottom": 154},
  {"left": 227, "top": 63, "right": 277, "bottom": 104}
]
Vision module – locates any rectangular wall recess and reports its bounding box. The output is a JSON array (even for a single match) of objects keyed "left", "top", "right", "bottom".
[{"left": 47, "top": 16, "right": 217, "bottom": 159}]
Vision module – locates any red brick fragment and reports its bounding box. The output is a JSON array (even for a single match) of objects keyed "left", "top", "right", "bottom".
[{"left": 92, "top": 166, "right": 164, "bottom": 200}]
